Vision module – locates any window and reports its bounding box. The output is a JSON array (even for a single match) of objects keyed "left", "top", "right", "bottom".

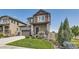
[
  {"left": 17, "top": 28, "right": 18, "bottom": 30},
  {"left": 3, "top": 19, "right": 6, "bottom": 22},
  {"left": 31, "top": 19, "right": 33, "bottom": 23},
  {"left": 14, "top": 21, "right": 15, "bottom": 24},
  {"left": 0, "top": 20, "right": 1, "bottom": 22},
  {"left": 0, "top": 19, "right": 3, "bottom": 22},
  {"left": 38, "top": 15, "right": 45, "bottom": 22},
  {"left": 2, "top": 18, "right": 7, "bottom": 22},
  {"left": 11, "top": 20, "right": 13, "bottom": 23},
  {"left": 0, "top": 18, "right": 9, "bottom": 24},
  {"left": 17, "top": 22, "right": 19, "bottom": 25},
  {"left": 0, "top": 18, "right": 5, "bottom": 24}
]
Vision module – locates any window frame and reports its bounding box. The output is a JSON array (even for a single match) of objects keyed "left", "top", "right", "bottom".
[{"left": 37, "top": 15, "right": 45, "bottom": 22}]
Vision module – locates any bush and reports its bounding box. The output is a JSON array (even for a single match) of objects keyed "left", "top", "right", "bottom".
[
  {"left": 0, "top": 33, "right": 4, "bottom": 38},
  {"left": 37, "top": 36, "right": 43, "bottom": 39},
  {"left": 31, "top": 36, "right": 36, "bottom": 39},
  {"left": 4, "top": 35, "right": 9, "bottom": 38},
  {"left": 25, "top": 35, "right": 36, "bottom": 39},
  {"left": 25, "top": 36, "right": 30, "bottom": 38}
]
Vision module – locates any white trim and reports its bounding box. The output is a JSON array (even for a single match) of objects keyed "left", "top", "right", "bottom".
[{"left": 37, "top": 15, "right": 45, "bottom": 22}]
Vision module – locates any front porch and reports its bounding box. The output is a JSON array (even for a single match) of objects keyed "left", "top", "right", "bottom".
[{"left": 0, "top": 25, "right": 10, "bottom": 36}]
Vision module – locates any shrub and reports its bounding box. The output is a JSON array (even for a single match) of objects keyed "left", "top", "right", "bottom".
[
  {"left": 25, "top": 36, "right": 30, "bottom": 38},
  {"left": 31, "top": 36, "right": 36, "bottom": 39},
  {"left": 0, "top": 33, "right": 4, "bottom": 38}
]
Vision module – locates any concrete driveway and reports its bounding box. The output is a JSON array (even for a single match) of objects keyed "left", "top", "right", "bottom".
[
  {"left": 0, "top": 36, "right": 25, "bottom": 49},
  {"left": 0, "top": 36, "right": 25, "bottom": 44},
  {"left": 0, "top": 45, "right": 26, "bottom": 49}
]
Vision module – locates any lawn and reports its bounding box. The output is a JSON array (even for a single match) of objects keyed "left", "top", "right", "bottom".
[
  {"left": 7, "top": 37, "right": 53, "bottom": 49},
  {"left": 71, "top": 39, "right": 79, "bottom": 48}
]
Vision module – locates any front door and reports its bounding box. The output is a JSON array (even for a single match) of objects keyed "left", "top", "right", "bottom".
[
  {"left": 17, "top": 32, "right": 20, "bottom": 36},
  {"left": 36, "top": 27, "right": 39, "bottom": 34}
]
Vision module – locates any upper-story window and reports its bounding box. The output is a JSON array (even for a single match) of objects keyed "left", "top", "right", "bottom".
[
  {"left": 17, "top": 28, "right": 18, "bottom": 31},
  {"left": 0, "top": 19, "right": 3, "bottom": 23},
  {"left": 0, "top": 18, "right": 8, "bottom": 24},
  {"left": 17, "top": 22, "right": 19, "bottom": 25},
  {"left": 11, "top": 20, "right": 13, "bottom": 23},
  {"left": 31, "top": 18, "right": 33, "bottom": 23},
  {"left": 3, "top": 19, "right": 7, "bottom": 22},
  {"left": 38, "top": 15, "right": 45, "bottom": 22},
  {"left": 14, "top": 21, "right": 16, "bottom": 24},
  {"left": 28, "top": 17, "right": 33, "bottom": 23}
]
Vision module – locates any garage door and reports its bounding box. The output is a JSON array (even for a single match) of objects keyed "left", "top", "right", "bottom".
[{"left": 22, "top": 30, "right": 30, "bottom": 36}]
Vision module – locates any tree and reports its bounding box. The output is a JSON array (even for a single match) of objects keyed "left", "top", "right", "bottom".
[
  {"left": 71, "top": 25, "right": 79, "bottom": 37},
  {"left": 57, "top": 18, "right": 72, "bottom": 46},
  {"left": 63, "top": 18, "right": 72, "bottom": 41},
  {"left": 57, "top": 22, "right": 64, "bottom": 46}
]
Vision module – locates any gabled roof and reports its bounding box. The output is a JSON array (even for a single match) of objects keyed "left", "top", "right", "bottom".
[
  {"left": 0, "top": 15, "right": 27, "bottom": 25},
  {"left": 27, "top": 17, "right": 33, "bottom": 20},
  {"left": 27, "top": 17, "right": 33, "bottom": 22},
  {"left": 33, "top": 9, "right": 50, "bottom": 16}
]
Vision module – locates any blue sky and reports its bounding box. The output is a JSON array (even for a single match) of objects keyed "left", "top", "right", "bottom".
[{"left": 0, "top": 9, "right": 79, "bottom": 32}]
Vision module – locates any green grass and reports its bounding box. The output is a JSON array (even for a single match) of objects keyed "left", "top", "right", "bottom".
[
  {"left": 7, "top": 37, "right": 53, "bottom": 49},
  {"left": 71, "top": 39, "right": 79, "bottom": 48}
]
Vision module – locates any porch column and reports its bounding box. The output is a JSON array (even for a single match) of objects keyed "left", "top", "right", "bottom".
[
  {"left": 2, "top": 26, "right": 5, "bottom": 35},
  {"left": 20, "top": 31, "right": 22, "bottom": 36},
  {"left": 47, "top": 23, "right": 50, "bottom": 32},
  {"left": 31, "top": 25, "right": 34, "bottom": 35}
]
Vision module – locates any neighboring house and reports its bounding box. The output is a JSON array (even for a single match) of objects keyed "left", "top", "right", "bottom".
[
  {"left": 27, "top": 9, "right": 51, "bottom": 36},
  {"left": 0, "top": 16, "right": 26, "bottom": 36}
]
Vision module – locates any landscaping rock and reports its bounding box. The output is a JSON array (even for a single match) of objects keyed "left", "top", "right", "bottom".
[{"left": 63, "top": 41, "right": 77, "bottom": 49}]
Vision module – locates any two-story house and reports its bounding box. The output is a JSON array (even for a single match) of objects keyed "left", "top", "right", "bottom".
[
  {"left": 0, "top": 9, "right": 51, "bottom": 37},
  {"left": 0, "top": 16, "right": 26, "bottom": 36},
  {"left": 27, "top": 9, "right": 51, "bottom": 36}
]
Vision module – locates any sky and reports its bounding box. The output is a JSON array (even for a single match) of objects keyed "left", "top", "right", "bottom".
[{"left": 0, "top": 9, "right": 79, "bottom": 32}]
